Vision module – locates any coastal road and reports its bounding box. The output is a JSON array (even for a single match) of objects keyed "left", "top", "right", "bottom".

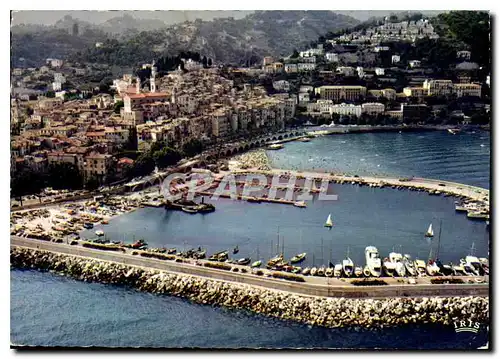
[{"left": 11, "top": 236, "right": 489, "bottom": 299}]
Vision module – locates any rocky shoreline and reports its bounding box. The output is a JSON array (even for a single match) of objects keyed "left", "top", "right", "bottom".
[{"left": 11, "top": 247, "right": 489, "bottom": 329}]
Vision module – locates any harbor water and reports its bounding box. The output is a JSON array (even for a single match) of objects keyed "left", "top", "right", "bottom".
[{"left": 11, "top": 131, "right": 490, "bottom": 348}]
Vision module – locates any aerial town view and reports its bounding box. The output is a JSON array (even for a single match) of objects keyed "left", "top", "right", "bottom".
[{"left": 10, "top": 9, "right": 490, "bottom": 350}]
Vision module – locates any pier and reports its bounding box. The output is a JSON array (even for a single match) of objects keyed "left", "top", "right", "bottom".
[{"left": 11, "top": 236, "right": 489, "bottom": 299}]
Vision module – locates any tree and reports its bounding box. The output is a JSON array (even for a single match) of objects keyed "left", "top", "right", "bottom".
[
  {"left": 85, "top": 176, "right": 100, "bottom": 191},
  {"left": 202, "top": 56, "right": 208, "bottom": 68},
  {"left": 291, "top": 49, "right": 299, "bottom": 59},
  {"left": 114, "top": 100, "right": 124, "bottom": 114},
  {"left": 207, "top": 58, "right": 212, "bottom": 67},
  {"left": 152, "top": 147, "right": 182, "bottom": 169},
  {"left": 182, "top": 139, "right": 204, "bottom": 157},
  {"left": 46, "top": 163, "right": 83, "bottom": 190}
]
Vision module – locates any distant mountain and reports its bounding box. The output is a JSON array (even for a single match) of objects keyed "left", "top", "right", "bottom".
[
  {"left": 71, "top": 11, "right": 360, "bottom": 66},
  {"left": 11, "top": 11, "right": 360, "bottom": 68}
]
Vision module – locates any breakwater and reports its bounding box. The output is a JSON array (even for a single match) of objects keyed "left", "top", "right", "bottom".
[{"left": 11, "top": 246, "right": 489, "bottom": 329}]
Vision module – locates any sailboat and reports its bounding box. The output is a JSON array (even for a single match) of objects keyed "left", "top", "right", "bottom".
[
  {"left": 342, "top": 247, "right": 354, "bottom": 277},
  {"left": 425, "top": 223, "right": 434, "bottom": 238},
  {"left": 325, "top": 214, "right": 333, "bottom": 229},
  {"left": 251, "top": 246, "right": 262, "bottom": 268},
  {"left": 435, "top": 220, "right": 453, "bottom": 275}
]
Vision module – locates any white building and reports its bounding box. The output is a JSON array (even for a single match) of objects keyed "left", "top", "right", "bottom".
[
  {"left": 357, "top": 66, "right": 365, "bottom": 79},
  {"left": 307, "top": 100, "right": 333, "bottom": 113},
  {"left": 298, "top": 92, "right": 310, "bottom": 105},
  {"left": 337, "top": 66, "right": 355, "bottom": 76},
  {"left": 297, "top": 63, "right": 316, "bottom": 72},
  {"left": 330, "top": 103, "right": 362, "bottom": 117},
  {"left": 409, "top": 60, "right": 421, "bottom": 68},
  {"left": 54, "top": 73, "right": 66, "bottom": 84},
  {"left": 391, "top": 55, "right": 401, "bottom": 64},
  {"left": 362, "top": 102, "right": 385, "bottom": 115},
  {"left": 375, "top": 68, "right": 385, "bottom": 76},
  {"left": 325, "top": 53, "right": 339, "bottom": 63},
  {"left": 272, "top": 80, "right": 290, "bottom": 92},
  {"left": 52, "top": 82, "right": 62, "bottom": 91},
  {"left": 284, "top": 64, "right": 298, "bottom": 73},
  {"left": 47, "top": 58, "right": 64, "bottom": 68},
  {"left": 457, "top": 50, "right": 471, "bottom": 60},
  {"left": 299, "top": 85, "right": 314, "bottom": 93},
  {"left": 373, "top": 46, "right": 390, "bottom": 52}
]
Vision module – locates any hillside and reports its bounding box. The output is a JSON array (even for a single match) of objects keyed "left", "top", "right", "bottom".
[{"left": 11, "top": 11, "right": 360, "bottom": 67}]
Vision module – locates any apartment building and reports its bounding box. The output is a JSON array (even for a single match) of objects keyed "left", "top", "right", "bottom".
[
  {"left": 452, "top": 83, "right": 482, "bottom": 98},
  {"left": 423, "top": 79, "right": 453, "bottom": 96},
  {"left": 316, "top": 86, "right": 367, "bottom": 102},
  {"left": 362, "top": 103, "right": 385, "bottom": 115},
  {"left": 330, "top": 103, "right": 362, "bottom": 117}
]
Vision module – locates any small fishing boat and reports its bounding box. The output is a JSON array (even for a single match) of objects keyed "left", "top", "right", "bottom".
[
  {"left": 167, "top": 248, "right": 177, "bottom": 255},
  {"left": 293, "top": 201, "right": 307, "bottom": 208},
  {"left": 194, "top": 249, "right": 206, "bottom": 259},
  {"left": 425, "top": 223, "right": 434, "bottom": 238},
  {"left": 317, "top": 266, "right": 326, "bottom": 276},
  {"left": 389, "top": 252, "right": 406, "bottom": 277},
  {"left": 403, "top": 254, "right": 417, "bottom": 276},
  {"left": 298, "top": 137, "right": 311, "bottom": 142},
  {"left": 83, "top": 223, "right": 93, "bottom": 229},
  {"left": 363, "top": 266, "right": 371, "bottom": 277},
  {"left": 181, "top": 207, "right": 198, "bottom": 214},
  {"left": 354, "top": 267, "right": 363, "bottom": 277},
  {"left": 101, "top": 220, "right": 109, "bottom": 225},
  {"left": 426, "top": 259, "right": 441, "bottom": 276},
  {"left": 310, "top": 267, "right": 318, "bottom": 276},
  {"left": 291, "top": 267, "right": 302, "bottom": 274},
  {"left": 333, "top": 264, "right": 343, "bottom": 277},
  {"left": 302, "top": 267, "right": 311, "bottom": 275},
  {"left": 267, "top": 143, "right": 284, "bottom": 150},
  {"left": 324, "top": 214, "right": 333, "bottom": 229},
  {"left": 452, "top": 263, "right": 467, "bottom": 276},
  {"left": 290, "top": 252, "right": 307, "bottom": 264},
  {"left": 342, "top": 258, "right": 354, "bottom": 277},
  {"left": 237, "top": 258, "right": 251, "bottom": 266},
  {"left": 251, "top": 260, "right": 262, "bottom": 268},
  {"left": 414, "top": 259, "right": 427, "bottom": 276},
  {"left": 325, "top": 267, "right": 334, "bottom": 277},
  {"left": 479, "top": 258, "right": 489, "bottom": 275},
  {"left": 383, "top": 259, "right": 396, "bottom": 277},
  {"left": 233, "top": 246, "right": 239, "bottom": 254},
  {"left": 95, "top": 230, "right": 104, "bottom": 236}
]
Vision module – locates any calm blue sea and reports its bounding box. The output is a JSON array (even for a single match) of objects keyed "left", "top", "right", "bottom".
[{"left": 11, "top": 131, "right": 490, "bottom": 349}]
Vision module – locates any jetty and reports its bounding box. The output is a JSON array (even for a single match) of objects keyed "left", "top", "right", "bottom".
[{"left": 11, "top": 236, "right": 488, "bottom": 299}]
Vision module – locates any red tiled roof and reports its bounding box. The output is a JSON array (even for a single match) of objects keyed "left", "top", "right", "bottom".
[
  {"left": 126, "top": 92, "right": 169, "bottom": 99},
  {"left": 118, "top": 157, "right": 134, "bottom": 165}
]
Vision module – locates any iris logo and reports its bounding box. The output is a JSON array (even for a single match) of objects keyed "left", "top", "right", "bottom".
[{"left": 454, "top": 320, "right": 481, "bottom": 334}]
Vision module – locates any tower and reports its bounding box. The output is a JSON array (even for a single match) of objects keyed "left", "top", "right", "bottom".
[
  {"left": 150, "top": 60, "right": 157, "bottom": 93},
  {"left": 171, "top": 86, "right": 177, "bottom": 104},
  {"left": 135, "top": 76, "right": 141, "bottom": 94}
]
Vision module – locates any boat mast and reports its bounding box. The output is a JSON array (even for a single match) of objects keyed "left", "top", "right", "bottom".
[
  {"left": 282, "top": 237, "right": 284, "bottom": 257},
  {"left": 276, "top": 227, "right": 280, "bottom": 256},
  {"left": 436, "top": 219, "right": 443, "bottom": 260},
  {"left": 321, "top": 238, "right": 324, "bottom": 265}
]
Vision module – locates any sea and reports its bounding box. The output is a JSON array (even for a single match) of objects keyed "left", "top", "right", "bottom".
[{"left": 11, "top": 130, "right": 490, "bottom": 349}]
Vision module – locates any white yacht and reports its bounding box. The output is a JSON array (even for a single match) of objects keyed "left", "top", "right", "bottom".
[
  {"left": 365, "top": 246, "right": 382, "bottom": 277},
  {"left": 414, "top": 259, "right": 427, "bottom": 276},
  {"left": 403, "top": 254, "right": 417, "bottom": 276},
  {"left": 389, "top": 252, "right": 406, "bottom": 277}
]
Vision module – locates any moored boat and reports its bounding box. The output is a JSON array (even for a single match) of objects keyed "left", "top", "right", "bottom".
[
  {"left": 414, "top": 259, "right": 427, "bottom": 276},
  {"left": 365, "top": 246, "right": 382, "bottom": 277},
  {"left": 301, "top": 267, "right": 311, "bottom": 275},
  {"left": 342, "top": 257, "right": 354, "bottom": 277},
  {"left": 237, "top": 258, "right": 251, "bottom": 266},
  {"left": 267, "top": 143, "right": 284, "bottom": 150},
  {"left": 403, "top": 254, "right": 417, "bottom": 276},
  {"left": 317, "top": 266, "right": 326, "bottom": 276},
  {"left": 333, "top": 264, "right": 343, "bottom": 277},
  {"left": 293, "top": 201, "right": 307, "bottom": 208},
  {"left": 426, "top": 260, "right": 441, "bottom": 276},
  {"left": 354, "top": 266, "right": 363, "bottom": 277},
  {"left": 290, "top": 252, "right": 307, "bottom": 264},
  {"left": 383, "top": 259, "right": 396, "bottom": 277},
  {"left": 325, "top": 267, "right": 334, "bottom": 277},
  {"left": 389, "top": 252, "right": 406, "bottom": 277},
  {"left": 363, "top": 266, "right": 371, "bottom": 277},
  {"left": 251, "top": 260, "right": 262, "bottom": 268},
  {"left": 95, "top": 230, "right": 104, "bottom": 236},
  {"left": 310, "top": 267, "right": 318, "bottom": 276}
]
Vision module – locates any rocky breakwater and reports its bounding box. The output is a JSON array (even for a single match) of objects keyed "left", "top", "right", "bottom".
[
  {"left": 11, "top": 247, "right": 489, "bottom": 329},
  {"left": 232, "top": 149, "right": 271, "bottom": 171}
]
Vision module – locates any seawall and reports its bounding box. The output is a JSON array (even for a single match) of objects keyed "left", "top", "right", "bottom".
[{"left": 11, "top": 246, "right": 489, "bottom": 329}]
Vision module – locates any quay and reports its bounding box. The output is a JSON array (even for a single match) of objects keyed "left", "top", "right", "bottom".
[{"left": 11, "top": 236, "right": 489, "bottom": 299}]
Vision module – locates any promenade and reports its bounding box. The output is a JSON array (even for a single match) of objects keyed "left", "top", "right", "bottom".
[{"left": 11, "top": 236, "right": 489, "bottom": 299}]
